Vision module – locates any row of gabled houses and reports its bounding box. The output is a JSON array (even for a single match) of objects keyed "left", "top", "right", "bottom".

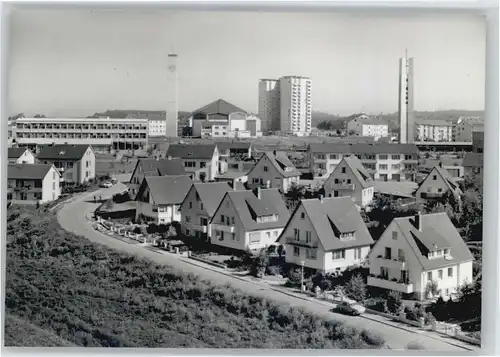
[
  {"left": 7, "top": 144, "right": 97, "bottom": 204},
  {"left": 130, "top": 164, "right": 474, "bottom": 301}
]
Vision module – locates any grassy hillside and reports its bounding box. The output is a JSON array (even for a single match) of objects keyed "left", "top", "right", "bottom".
[
  {"left": 4, "top": 206, "right": 384, "bottom": 348},
  {"left": 4, "top": 314, "right": 76, "bottom": 347}
]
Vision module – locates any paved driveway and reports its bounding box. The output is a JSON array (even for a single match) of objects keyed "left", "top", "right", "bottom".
[{"left": 56, "top": 177, "right": 475, "bottom": 351}]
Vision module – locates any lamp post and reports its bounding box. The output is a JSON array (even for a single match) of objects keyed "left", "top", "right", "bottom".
[{"left": 300, "top": 260, "right": 305, "bottom": 292}]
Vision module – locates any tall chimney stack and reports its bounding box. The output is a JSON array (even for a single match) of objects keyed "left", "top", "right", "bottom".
[{"left": 414, "top": 211, "right": 422, "bottom": 231}]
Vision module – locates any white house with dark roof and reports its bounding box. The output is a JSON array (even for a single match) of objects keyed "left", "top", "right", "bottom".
[
  {"left": 463, "top": 153, "right": 483, "bottom": 178},
  {"left": 179, "top": 182, "right": 234, "bottom": 240},
  {"left": 308, "top": 143, "right": 419, "bottom": 181},
  {"left": 323, "top": 156, "right": 375, "bottom": 207},
  {"left": 278, "top": 196, "right": 373, "bottom": 273},
  {"left": 128, "top": 157, "right": 186, "bottom": 197},
  {"left": 246, "top": 151, "right": 301, "bottom": 193},
  {"left": 367, "top": 212, "right": 474, "bottom": 300},
  {"left": 415, "top": 165, "right": 463, "bottom": 201},
  {"left": 7, "top": 163, "right": 61, "bottom": 204},
  {"left": 36, "top": 144, "right": 95, "bottom": 184},
  {"left": 8, "top": 148, "right": 36, "bottom": 164},
  {"left": 135, "top": 175, "right": 193, "bottom": 224},
  {"left": 166, "top": 144, "right": 219, "bottom": 182},
  {"left": 209, "top": 188, "right": 290, "bottom": 251}
]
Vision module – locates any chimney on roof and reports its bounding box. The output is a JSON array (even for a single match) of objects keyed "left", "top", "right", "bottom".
[
  {"left": 256, "top": 187, "right": 261, "bottom": 199},
  {"left": 414, "top": 211, "right": 422, "bottom": 231}
]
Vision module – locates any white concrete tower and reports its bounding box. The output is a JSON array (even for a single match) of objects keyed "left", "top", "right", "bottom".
[
  {"left": 279, "top": 76, "right": 312, "bottom": 136},
  {"left": 166, "top": 53, "right": 179, "bottom": 137},
  {"left": 258, "top": 79, "right": 281, "bottom": 134},
  {"left": 398, "top": 52, "right": 415, "bottom": 143}
]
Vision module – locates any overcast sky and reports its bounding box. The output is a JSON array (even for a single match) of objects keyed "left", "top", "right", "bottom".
[{"left": 8, "top": 8, "right": 486, "bottom": 117}]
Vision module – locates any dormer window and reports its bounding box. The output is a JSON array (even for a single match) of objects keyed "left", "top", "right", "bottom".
[
  {"left": 340, "top": 231, "right": 355, "bottom": 240},
  {"left": 257, "top": 214, "right": 278, "bottom": 223}
]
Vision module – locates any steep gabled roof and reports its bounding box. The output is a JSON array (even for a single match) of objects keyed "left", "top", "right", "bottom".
[
  {"left": 8, "top": 148, "right": 31, "bottom": 159},
  {"left": 8, "top": 164, "right": 57, "bottom": 180},
  {"left": 37, "top": 144, "right": 91, "bottom": 161},
  {"left": 181, "top": 182, "right": 233, "bottom": 217},
  {"left": 166, "top": 144, "right": 217, "bottom": 160},
  {"left": 341, "top": 156, "right": 373, "bottom": 189},
  {"left": 137, "top": 175, "right": 192, "bottom": 205},
  {"left": 130, "top": 158, "right": 186, "bottom": 182},
  {"left": 283, "top": 197, "right": 374, "bottom": 251},
  {"left": 393, "top": 213, "right": 474, "bottom": 270},
  {"left": 417, "top": 166, "right": 463, "bottom": 196},
  {"left": 463, "top": 153, "right": 483, "bottom": 168},
  {"left": 249, "top": 152, "right": 301, "bottom": 178},
  {"left": 193, "top": 99, "right": 247, "bottom": 116},
  {"left": 214, "top": 188, "right": 290, "bottom": 231}
]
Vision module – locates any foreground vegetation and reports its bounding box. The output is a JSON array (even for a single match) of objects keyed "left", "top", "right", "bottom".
[{"left": 4, "top": 206, "right": 384, "bottom": 348}]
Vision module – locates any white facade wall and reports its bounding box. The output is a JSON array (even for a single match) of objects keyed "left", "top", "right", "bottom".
[
  {"left": 136, "top": 200, "right": 180, "bottom": 225},
  {"left": 361, "top": 124, "right": 389, "bottom": 140},
  {"left": 148, "top": 119, "right": 167, "bottom": 136},
  {"left": 258, "top": 79, "right": 280, "bottom": 133},
  {"left": 8, "top": 166, "right": 61, "bottom": 204},
  {"left": 279, "top": 76, "right": 312, "bottom": 136},
  {"left": 247, "top": 155, "right": 300, "bottom": 192},
  {"left": 415, "top": 123, "right": 454, "bottom": 142},
  {"left": 15, "top": 117, "right": 149, "bottom": 149},
  {"left": 179, "top": 186, "right": 213, "bottom": 238}
]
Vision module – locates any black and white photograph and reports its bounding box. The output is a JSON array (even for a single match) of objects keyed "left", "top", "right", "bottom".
[{"left": 3, "top": 4, "right": 490, "bottom": 352}]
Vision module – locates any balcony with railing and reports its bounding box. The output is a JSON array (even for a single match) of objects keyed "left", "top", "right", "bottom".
[
  {"left": 211, "top": 223, "right": 235, "bottom": 233},
  {"left": 375, "top": 255, "right": 407, "bottom": 270},
  {"left": 184, "top": 221, "right": 208, "bottom": 233},
  {"left": 421, "top": 192, "right": 445, "bottom": 199},
  {"left": 367, "top": 275, "right": 414, "bottom": 293},
  {"left": 285, "top": 236, "right": 319, "bottom": 248}
]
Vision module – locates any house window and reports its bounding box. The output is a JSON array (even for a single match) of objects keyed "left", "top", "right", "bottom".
[
  {"left": 341, "top": 167, "right": 346, "bottom": 173},
  {"left": 34, "top": 192, "right": 42, "bottom": 200},
  {"left": 329, "top": 154, "right": 337, "bottom": 160},
  {"left": 294, "top": 228, "right": 299, "bottom": 240},
  {"left": 392, "top": 231, "right": 397, "bottom": 240},
  {"left": 380, "top": 267, "right": 389, "bottom": 278},
  {"left": 398, "top": 249, "right": 405, "bottom": 262},
  {"left": 231, "top": 216, "right": 235, "bottom": 225},
  {"left": 200, "top": 203, "right": 204, "bottom": 210},
  {"left": 347, "top": 179, "right": 351, "bottom": 184},
  {"left": 427, "top": 272, "right": 432, "bottom": 281},
  {"left": 300, "top": 212, "right": 305, "bottom": 219},
  {"left": 379, "top": 154, "right": 388, "bottom": 160},
  {"left": 448, "top": 267, "right": 453, "bottom": 277},
  {"left": 438, "top": 188, "right": 443, "bottom": 192},
  {"left": 264, "top": 166, "right": 268, "bottom": 172},
  {"left": 273, "top": 231, "right": 278, "bottom": 237},
  {"left": 306, "top": 248, "right": 317, "bottom": 259},
  {"left": 305, "top": 231, "right": 312, "bottom": 243},
  {"left": 433, "top": 175, "right": 437, "bottom": 180},
  {"left": 332, "top": 250, "right": 345, "bottom": 260},
  {"left": 189, "top": 202, "right": 192, "bottom": 209},
  {"left": 379, "top": 164, "right": 388, "bottom": 170},
  {"left": 86, "top": 161, "right": 90, "bottom": 168},
  {"left": 354, "top": 248, "right": 362, "bottom": 260},
  {"left": 444, "top": 248, "right": 449, "bottom": 255},
  {"left": 438, "top": 269, "right": 443, "bottom": 279},
  {"left": 52, "top": 182, "right": 56, "bottom": 190},
  {"left": 293, "top": 246, "right": 300, "bottom": 257},
  {"left": 220, "top": 215, "right": 225, "bottom": 223},
  {"left": 53, "top": 172, "right": 56, "bottom": 179},
  {"left": 200, "top": 162, "right": 206, "bottom": 168},
  {"left": 384, "top": 247, "right": 391, "bottom": 259},
  {"left": 232, "top": 233, "right": 236, "bottom": 241},
  {"left": 391, "top": 155, "right": 400, "bottom": 160}
]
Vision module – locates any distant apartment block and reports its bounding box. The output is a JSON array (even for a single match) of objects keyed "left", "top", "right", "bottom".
[
  {"left": 472, "top": 124, "right": 484, "bottom": 153},
  {"left": 258, "top": 79, "right": 281, "bottom": 134},
  {"left": 346, "top": 115, "right": 389, "bottom": 141},
  {"left": 415, "top": 119, "right": 454, "bottom": 142},
  {"left": 279, "top": 76, "right": 312, "bottom": 136},
  {"left": 308, "top": 143, "right": 419, "bottom": 181},
  {"left": 15, "top": 117, "right": 148, "bottom": 153}
]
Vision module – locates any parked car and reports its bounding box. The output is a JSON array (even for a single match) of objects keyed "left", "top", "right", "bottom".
[
  {"left": 100, "top": 181, "right": 113, "bottom": 188},
  {"left": 331, "top": 301, "right": 366, "bottom": 316}
]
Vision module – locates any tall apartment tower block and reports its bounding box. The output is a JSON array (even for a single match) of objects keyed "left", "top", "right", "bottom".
[
  {"left": 165, "top": 53, "right": 179, "bottom": 137},
  {"left": 258, "top": 76, "right": 312, "bottom": 136},
  {"left": 398, "top": 55, "right": 415, "bottom": 143},
  {"left": 258, "top": 79, "right": 281, "bottom": 134}
]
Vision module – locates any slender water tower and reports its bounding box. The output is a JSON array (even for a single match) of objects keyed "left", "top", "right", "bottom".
[{"left": 166, "top": 53, "right": 179, "bottom": 137}]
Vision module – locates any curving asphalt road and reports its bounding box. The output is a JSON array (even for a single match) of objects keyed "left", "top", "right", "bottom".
[{"left": 57, "top": 176, "right": 476, "bottom": 351}]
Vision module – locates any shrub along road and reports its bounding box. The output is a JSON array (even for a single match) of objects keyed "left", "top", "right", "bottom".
[{"left": 57, "top": 178, "right": 472, "bottom": 351}]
